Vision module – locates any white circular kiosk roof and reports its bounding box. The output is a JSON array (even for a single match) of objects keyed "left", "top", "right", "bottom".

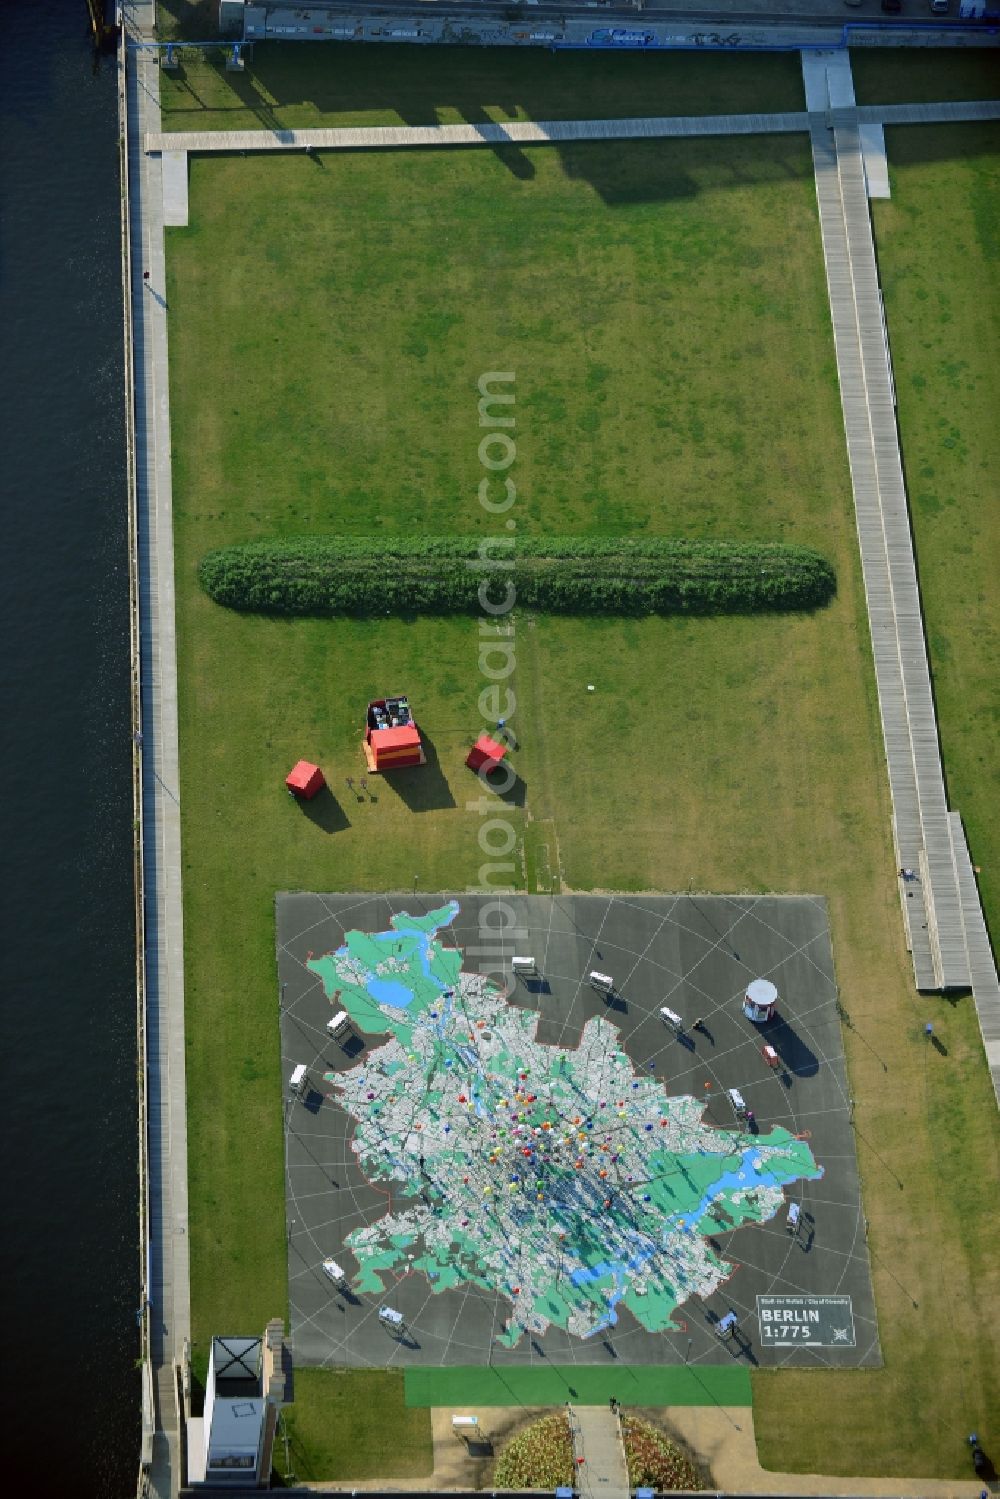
[{"left": 745, "top": 979, "right": 778, "bottom": 1005}]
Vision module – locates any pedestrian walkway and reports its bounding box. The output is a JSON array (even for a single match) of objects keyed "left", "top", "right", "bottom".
[
  {"left": 802, "top": 47, "right": 998, "bottom": 1006},
  {"left": 570, "top": 1404, "right": 630, "bottom": 1499},
  {"left": 125, "top": 2, "right": 191, "bottom": 1496},
  {"left": 858, "top": 99, "right": 1000, "bottom": 125},
  {"left": 143, "top": 110, "right": 810, "bottom": 160},
  {"left": 950, "top": 811, "right": 1000, "bottom": 1105},
  {"left": 142, "top": 97, "right": 1000, "bottom": 162}
]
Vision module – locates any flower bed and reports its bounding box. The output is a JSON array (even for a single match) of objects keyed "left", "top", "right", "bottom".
[
  {"left": 621, "top": 1416, "right": 700, "bottom": 1491},
  {"left": 493, "top": 1412, "right": 575, "bottom": 1490}
]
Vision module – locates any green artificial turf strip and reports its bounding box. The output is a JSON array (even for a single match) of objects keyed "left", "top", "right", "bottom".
[
  {"left": 159, "top": 41, "right": 805, "bottom": 132},
  {"left": 404, "top": 1365, "right": 752, "bottom": 1408},
  {"left": 165, "top": 133, "right": 1000, "bottom": 1482}
]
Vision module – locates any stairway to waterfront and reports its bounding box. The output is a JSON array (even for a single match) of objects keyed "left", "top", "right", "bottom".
[{"left": 569, "top": 1405, "right": 630, "bottom": 1499}]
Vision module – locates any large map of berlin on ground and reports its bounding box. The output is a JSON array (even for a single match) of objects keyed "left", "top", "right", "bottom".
[{"left": 278, "top": 894, "right": 880, "bottom": 1369}]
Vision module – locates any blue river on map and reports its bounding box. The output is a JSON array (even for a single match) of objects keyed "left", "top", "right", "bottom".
[{"left": 570, "top": 1144, "right": 823, "bottom": 1329}]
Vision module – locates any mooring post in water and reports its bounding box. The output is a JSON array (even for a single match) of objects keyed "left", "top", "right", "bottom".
[{"left": 85, "top": 0, "right": 119, "bottom": 51}]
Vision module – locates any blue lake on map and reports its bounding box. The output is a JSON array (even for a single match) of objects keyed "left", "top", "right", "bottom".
[{"left": 367, "top": 977, "right": 418, "bottom": 1007}]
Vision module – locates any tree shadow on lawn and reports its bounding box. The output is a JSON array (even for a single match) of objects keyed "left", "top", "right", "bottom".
[{"left": 166, "top": 49, "right": 825, "bottom": 204}]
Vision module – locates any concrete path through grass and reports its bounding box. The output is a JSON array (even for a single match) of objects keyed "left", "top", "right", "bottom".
[{"left": 144, "top": 98, "right": 999, "bottom": 160}]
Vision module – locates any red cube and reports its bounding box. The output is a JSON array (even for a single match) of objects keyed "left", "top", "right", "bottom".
[
  {"left": 466, "top": 734, "right": 508, "bottom": 772},
  {"left": 285, "top": 760, "right": 325, "bottom": 800}
]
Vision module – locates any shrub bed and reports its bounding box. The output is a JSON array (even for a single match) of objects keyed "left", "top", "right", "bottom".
[
  {"left": 198, "top": 535, "right": 835, "bottom": 617},
  {"left": 492, "top": 1413, "right": 575, "bottom": 1490},
  {"left": 621, "top": 1416, "right": 701, "bottom": 1491}
]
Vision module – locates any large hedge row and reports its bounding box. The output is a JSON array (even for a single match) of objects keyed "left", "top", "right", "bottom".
[{"left": 198, "top": 535, "right": 836, "bottom": 617}]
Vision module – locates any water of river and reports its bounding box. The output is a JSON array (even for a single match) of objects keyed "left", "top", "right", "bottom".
[{"left": 0, "top": 3, "right": 137, "bottom": 1493}]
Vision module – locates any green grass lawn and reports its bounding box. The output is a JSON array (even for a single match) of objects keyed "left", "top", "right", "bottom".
[
  {"left": 166, "top": 134, "right": 1000, "bottom": 1481},
  {"left": 158, "top": 41, "right": 805, "bottom": 133},
  {"left": 872, "top": 124, "right": 1000, "bottom": 960},
  {"left": 273, "top": 1369, "right": 433, "bottom": 1483},
  {"left": 851, "top": 46, "right": 1000, "bottom": 107}
]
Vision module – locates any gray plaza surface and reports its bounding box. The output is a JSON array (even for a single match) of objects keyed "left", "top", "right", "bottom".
[{"left": 277, "top": 893, "right": 880, "bottom": 1372}]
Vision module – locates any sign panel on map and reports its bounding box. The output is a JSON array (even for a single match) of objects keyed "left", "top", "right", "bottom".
[{"left": 756, "top": 1294, "right": 855, "bottom": 1347}]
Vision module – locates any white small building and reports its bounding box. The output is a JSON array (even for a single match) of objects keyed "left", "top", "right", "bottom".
[
  {"left": 743, "top": 978, "right": 778, "bottom": 1024},
  {"left": 186, "top": 1321, "right": 291, "bottom": 1488}
]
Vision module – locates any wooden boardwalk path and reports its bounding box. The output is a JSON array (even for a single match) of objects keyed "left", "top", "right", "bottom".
[{"left": 810, "top": 104, "right": 1000, "bottom": 1089}]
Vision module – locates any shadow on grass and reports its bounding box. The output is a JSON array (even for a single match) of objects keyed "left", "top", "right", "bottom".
[
  {"left": 158, "top": 46, "right": 828, "bottom": 203},
  {"left": 297, "top": 785, "right": 350, "bottom": 833},
  {"left": 381, "top": 733, "right": 457, "bottom": 813},
  {"left": 467, "top": 757, "right": 528, "bottom": 809}
]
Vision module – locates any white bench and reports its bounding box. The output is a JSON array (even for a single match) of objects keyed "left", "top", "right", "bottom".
[
  {"left": 659, "top": 1006, "right": 683, "bottom": 1033},
  {"left": 786, "top": 1202, "right": 801, "bottom": 1234},
  {"left": 322, "top": 1257, "right": 347, "bottom": 1285},
  {"left": 289, "top": 1064, "right": 308, "bottom": 1097},
  {"left": 589, "top": 971, "right": 614, "bottom": 994},
  {"left": 378, "top": 1306, "right": 404, "bottom": 1330},
  {"left": 511, "top": 956, "right": 536, "bottom": 977},
  {"left": 452, "top": 1415, "right": 479, "bottom": 1434},
  {"left": 727, "top": 1088, "right": 747, "bottom": 1117},
  {"left": 326, "top": 1011, "right": 352, "bottom": 1039}
]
